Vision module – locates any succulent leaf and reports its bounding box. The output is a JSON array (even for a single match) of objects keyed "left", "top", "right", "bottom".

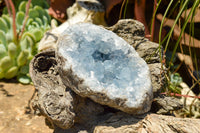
[
  {"left": 12, "top": 0, "right": 32, "bottom": 11},
  {"left": 16, "top": 11, "right": 25, "bottom": 27},
  {"left": 18, "top": 1, "right": 27, "bottom": 12},
  {"left": 20, "top": 35, "right": 35, "bottom": 54},
  {"left": 0, "top": 44, "right": 7, "bottom": 59},
  {"left": 2, "top": 15, "right": 11, "bottom": 29},
  {"left": 35, "top": 18, "right": 43, "bottom": 26},
  {"left": 0, "top": 0, "right": 52, "bottom": 83},
  {"left": 20, "top": 37, "right": 28, "bottom": 50},
  {"left": 2, "top": 7, "right": 8, "bottom": 14},
  {"left": 31, "top": 21, "right": 40, "bottom": 28},
  {"left": 17, "top": 50, "right": 29, "bottom": 67},
  {"left": 20, "top": 65, "right": 29, "bottom": 74},
  {"left": 29, "top": 8, "right": 39, "bottom": 19},
  {"left": 34, "top": 6, "right": 45, "bottom": 19},
  {"left": 0, "top": 30, "right": 7, "bottom": 46},
  {"left": 26, "top": 18, "right": 33, "bottom": 28},
  {"left": 0, "top": 18, "right": 8, "bottom": 33},
  {"left": 0, "top": 69, "right": 4, "bottom": 79},
  {"left": 21, "top": 32, "right": 36, "bottom": 43},
  {"left": 0, "top": 56, "right": 13, "bottom": 71},
  {"left": 44, "top": 9, "right": 51, "bottom": 22},
  {"left": 31, "top": 42, "right": 39, "bottom": 56},
  {"left": 8, "top": 42, "right": 17, "bottom": 59},
  {"left": 31, "top": 0, "right": 49, "bottom": 8},
  {"left": 26, "top": 36, "right": 34, "bottom": 55},
  {"left": 28, "top": 55, "right": 34, "bottom": 61},
  {"left": 17, "top": 75, "right": 31, "bottom": 84},
  {"left": 170, "top": 73, "right": 183, "bottom": 85},
  {"left": 43, "top": 16, "right": 48, "bottom": 26},
  {"left": 30, "top": 29, "right": 43, "bottom": 42},
  {"left": 26, "top": 35, "right": 35, "bottom": 48},
  {"left": 4, "top": 66, "right": 18, "bottom": 79}
]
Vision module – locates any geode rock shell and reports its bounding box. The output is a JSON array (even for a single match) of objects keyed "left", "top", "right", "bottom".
[{"left": 56, "top": 23, "right": 153, "bottom": 114}]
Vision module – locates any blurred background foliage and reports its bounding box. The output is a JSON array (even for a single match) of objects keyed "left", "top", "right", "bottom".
[
  {"left": 45, "top": 0, "right": 200, "bottom": 118},
  {"left": 0, "top": 0, "right": 52, "bottom": 84},
  {"left": 0, "top": 0, "right": 199, "bottom": 117}
]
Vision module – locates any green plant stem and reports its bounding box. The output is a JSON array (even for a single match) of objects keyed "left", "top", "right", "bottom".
[
  {"left": 123, "top": 0, "right": 129, "bottom": 19},
  {"left": 167, "top": 0, "right": 180, "bottom": 19},
  {"left": 188, "top": 9, "right": 194, "bottom": 60},
  {"left": 161, "top": 92, "right": 200, "bottom": 99},
  {"left": 164, "top": 0, "right": 189, "bottom": 53},
  {"left": 150, "top": 0, "right": 161, "bottom": 42},
  {"left": 170, "top": 0, "right": 200, "bottom": 64},
  {"left": 150, "top": 0, "right": 156, "bottom": 41},
  {"left": 158, "top": 0, "right": 174, "bottom": 47},
  {"left": 159, "top": 0, "right": 180, "bottom": 47},
  {"left": 19, "top": 0, "right": 32, "bottom": 39},
  {"left": 119, "top": 0, "right": 126, "bottom": 19},
  {"left": 4, "top": 0, "right": 11, "bottom": 16},
  {"left": 8, "top": 0, "right": 17, "bottom": 43},
  {"left": 190, "top": 8, "right": 200, "bottom": 83},
  {"left": 158, "top": 0, "right": 174, "bottom": 70}
]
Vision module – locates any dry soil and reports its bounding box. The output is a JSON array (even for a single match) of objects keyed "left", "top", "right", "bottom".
[{"left": 0, "top": 81, "right": 53, "bottom": 133}]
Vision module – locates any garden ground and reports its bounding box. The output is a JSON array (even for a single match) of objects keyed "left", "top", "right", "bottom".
[{"left": 0, "top": 81, "right": 53, "bottom": 133}]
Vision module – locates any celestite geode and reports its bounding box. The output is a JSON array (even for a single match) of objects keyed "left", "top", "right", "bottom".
[{"left": 56, "top": 23, "right": 153, "bottom": 114}]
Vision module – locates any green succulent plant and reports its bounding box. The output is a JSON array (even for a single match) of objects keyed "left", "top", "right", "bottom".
[
  {"left": 0, "top": 0, "right": 51, "bottom": 84},
  {"left": 169, "top": 73, "right": 183, "bottom": 94}
]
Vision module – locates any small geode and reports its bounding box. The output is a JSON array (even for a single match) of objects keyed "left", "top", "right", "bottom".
[{"left": 56, "top": 23, "right": 153, "bottom": 114}]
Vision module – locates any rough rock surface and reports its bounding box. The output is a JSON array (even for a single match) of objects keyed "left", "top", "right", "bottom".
[
  {"left": 29, "top": 50, "right": 76, "bottom": 129},
  {"left": 56, "top": 23, "right": 153, "bottom": 114},
  {"left": 29, "top": 19, "right": 174, "bottom": 132},
  {"left": 38, "top": 0, "right": 107, "bottom": 51},
  {"left": 31, "top": 50, "right": 187, "bottom": 133},
  {"left": 93, "top": 113, "right": 200, "bottom": 133},
  {"left": 30, "top": 50, "right": 112, "bottom": 130},
  {"left": 107, "top": 19, "right": 165, "bottom": 96}
]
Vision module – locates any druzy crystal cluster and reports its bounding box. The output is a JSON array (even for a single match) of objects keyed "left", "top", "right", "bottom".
[{"left": 57, "top": 23, "right": 153, "bottom": 114}]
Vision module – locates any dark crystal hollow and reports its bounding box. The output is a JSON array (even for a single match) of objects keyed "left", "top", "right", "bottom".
[{"left": 92, "top": 50, "right": 111, "bottom": 62}]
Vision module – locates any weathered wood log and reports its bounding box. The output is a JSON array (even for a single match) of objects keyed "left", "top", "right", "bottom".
[
  {"left": 29, "top": 49, "right": 112, "bottom": 130},
  {"left": 93, "top": 113, "right": 200, "bottom": 133},
  {"left": 29, "top": 19, "right": 193, "bottom": 133},
  {"left": 30, "top": 49, "right": 186, "bottom": 133},
  {"left": 107, "top": 19, "right": 165, "bottom": 96}
]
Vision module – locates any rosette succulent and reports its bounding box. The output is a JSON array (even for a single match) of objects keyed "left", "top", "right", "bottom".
[{"left": 0, "top": 0, "right": 52, "bottom": 84}]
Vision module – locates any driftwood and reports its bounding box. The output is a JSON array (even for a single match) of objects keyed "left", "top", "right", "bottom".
[
  {"left": 29, "top": 50, "right": 199, "bottom": 133},
  {"left": 30, "top": 49, "right": 190, "bottom": 133},
  {"left": 29, "top": 19, "right": 200, "bottom": 133},
  {"left": 93, "top": 113, "right": 200, "bottom": 133},
  {"left": 30, "top": 50, "right": 121, "bottom": 132}
]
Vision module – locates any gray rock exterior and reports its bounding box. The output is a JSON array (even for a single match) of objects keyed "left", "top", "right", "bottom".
[
  {"left": 30, "top": 50, "right": 107, "bottom": 130},
  {"left": 56, "top": 23, "right": 153, "bottom": 114},
  {"left": 30, "top": 19, "right": 167, "bottom": 132},
  {"left": 107, "top": 19, "right": 166, "bottom": 96}
]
